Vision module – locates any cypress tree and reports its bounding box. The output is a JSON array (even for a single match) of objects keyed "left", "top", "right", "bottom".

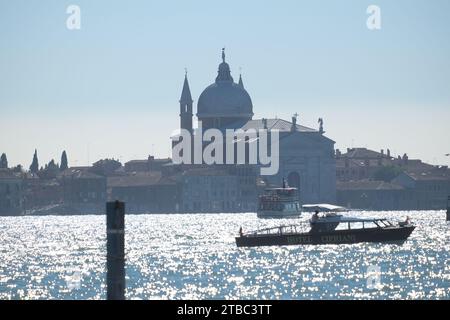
[
  {"left": 30, "top": 149, "right": 39, "bottom": 173},
  {"left": 60, "top": 150, "right": 68, "bottom": 171},
  {"left": 0, "top": 153, "right": 7, "bottom": 168}
]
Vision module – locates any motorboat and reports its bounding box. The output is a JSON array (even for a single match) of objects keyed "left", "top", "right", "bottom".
[{"left": 236, "top": 213, "right": 415, "bottom": 247}]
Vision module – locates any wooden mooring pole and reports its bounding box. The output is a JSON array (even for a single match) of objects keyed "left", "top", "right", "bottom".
[{"left": 106, "top": 201, "right": 125, "bottom": 300}]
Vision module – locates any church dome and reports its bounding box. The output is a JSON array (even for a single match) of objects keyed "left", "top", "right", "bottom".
[
  {"left": 197, "top": 50, "right": 253, "bottom": 120},
  {"left": 197, "top": 82, "right": 253, "bottom": 119}
]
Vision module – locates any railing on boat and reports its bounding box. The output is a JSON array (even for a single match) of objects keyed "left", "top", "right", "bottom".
[
  {"left": 245, "top": 222, "right": 311, "bottom": 236},
  {"left": 243, "top": 218, "right": 397, "bottom": 237}
]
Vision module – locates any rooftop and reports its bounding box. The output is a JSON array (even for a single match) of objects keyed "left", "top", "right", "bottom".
[
  {"left": 337, "top": 180, "right": 404, "bottom": 190},
  {"left": 239, "top": 118, "right": 317, "bottom": 133},
  {"left": 125, "top": 158, "right": 171, "bottom": 165},
  {"left": 336, "top": 158, "right": 391, "bottom": 168},
  {"left": 402, "top": 168, "right": 450, "bottom": 181},
  {"left": 61, "top": 168, "right": 104, "bottom": 179},
  {"left": 108, "top": 172, "right": 176, "bottom": 187},
  {"left": 340, "top": 148, "right": 389, "bottom": 159}
]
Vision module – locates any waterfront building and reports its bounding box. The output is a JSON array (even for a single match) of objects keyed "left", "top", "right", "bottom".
[
  {"left": 23, "top": 178, "right": 62, "bottom": 210},
  {"left": 336, "top": 148, "right": 393, "bottom": 182},
  {"left": 108, "top": 172, "right": 177, "bottom": 213},
  {"left": 336, "top": 180, "right": 406, "bottom": 210},
  {"left": 335, "top": 147, "right": 450, "bottom": 210},
  {"left": 392, "top": 167, "right": 450, "bottom": 210},
  {"left": 0, "top": 169, "right": 24, "bottom": 215},
  {"left": 178, "top": 165, "right": 258, "bottom": 213},
  {"left": 60, "top": 167, "right": 107, "bottom": 211}
]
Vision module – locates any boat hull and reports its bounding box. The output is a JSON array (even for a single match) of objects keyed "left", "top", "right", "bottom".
[{"left": 236, "top": 226, "right": 415, "bottom": 247}]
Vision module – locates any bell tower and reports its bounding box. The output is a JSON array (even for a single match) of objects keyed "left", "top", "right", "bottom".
[{"left": 179, "top": 71, "right": 193, "bottom": 132}]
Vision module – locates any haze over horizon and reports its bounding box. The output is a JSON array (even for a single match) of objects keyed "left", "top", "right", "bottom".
[{"left": 1, "top": 0, "right": 449, "bottom": 168}]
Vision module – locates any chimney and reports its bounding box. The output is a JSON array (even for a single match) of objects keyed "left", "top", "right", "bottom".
[
  {"left": 381, "top": 149, "right": 384, "bottom": 157},
  {"left": 347, "top": 148, "right": 351, "bottom": 153},
  {"left": 387, "top": 149, "right": 391, "bottom": 158},
  {"left": 262, "top": 118, "right": 267, "bottom": 130}
]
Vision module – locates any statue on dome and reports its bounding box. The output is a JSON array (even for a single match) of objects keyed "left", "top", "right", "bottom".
[{"left": 222, "top": 47, "right": 226, "bottom": 63}]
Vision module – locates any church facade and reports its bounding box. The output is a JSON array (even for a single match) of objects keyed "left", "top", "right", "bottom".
[{"left": 174, "top": 50, "right": 336, "bottom": 204}]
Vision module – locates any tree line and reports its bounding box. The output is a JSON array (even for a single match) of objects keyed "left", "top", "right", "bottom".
[{"left": 0, "top": 150, "right": 69, "bottom": 174}]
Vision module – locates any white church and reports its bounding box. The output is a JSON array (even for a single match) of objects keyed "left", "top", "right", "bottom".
[{"left": 173, "top": 49, "right": 336, "bottom": 204}]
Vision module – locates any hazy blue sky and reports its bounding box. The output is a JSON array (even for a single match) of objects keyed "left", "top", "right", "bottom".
[{"left": 1, "top": 0, "right": 449, "bottom": 168}]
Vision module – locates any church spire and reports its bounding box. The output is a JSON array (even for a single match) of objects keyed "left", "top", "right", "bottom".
[
  {"left": 179, "top": 71, "right": 193, "bottom": 132},
  {"left": 180, "top": 70, "right": 193, "bottom": 104}
]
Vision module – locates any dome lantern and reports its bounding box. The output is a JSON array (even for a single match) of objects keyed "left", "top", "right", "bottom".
[{"left": 215, "top": 48, "right": 233, "bottom": 83}]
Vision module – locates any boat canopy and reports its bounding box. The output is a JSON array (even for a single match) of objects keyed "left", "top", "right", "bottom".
[
  {"left": 312, "top": 215, "right": 386, "bottom": 224},
  {"left": 302, "top": 204, "right": 347, "bottom": 212},
  {"left": 242, "top": 215, "right": 397, "bottom": 237}
]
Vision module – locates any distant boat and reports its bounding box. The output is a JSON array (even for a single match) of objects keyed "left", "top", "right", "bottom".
[
  {"left": 236, "top": 213, "right": 415, "bottom": 247},
  {"left": 257, "top": 184, "right": 301, "bottom": 219}
]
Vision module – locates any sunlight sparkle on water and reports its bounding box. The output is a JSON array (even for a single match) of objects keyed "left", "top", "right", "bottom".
[{"left": 0, "top": 211, "right": 449, "bottom": 299}]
